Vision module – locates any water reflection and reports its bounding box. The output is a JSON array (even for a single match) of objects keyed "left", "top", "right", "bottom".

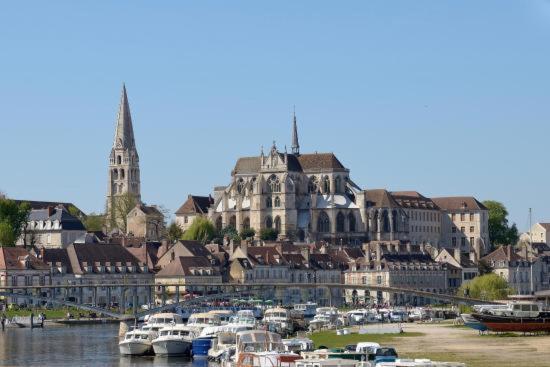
[{"left": 0, "top": 324, "right": 201, "bottom": 367}]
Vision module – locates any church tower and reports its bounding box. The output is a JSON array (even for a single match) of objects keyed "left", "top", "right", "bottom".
[
  {"left": 291, "top": 109, "right": 300, "bottom": 155},
  {"left": 106, "top": 84, "right": 141, "bottom": 227}
]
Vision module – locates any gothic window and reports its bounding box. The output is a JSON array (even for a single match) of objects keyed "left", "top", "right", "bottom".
[
  {"left": 336, "top": 212, "right": 345, "bottom": 232},
  {"left": 392, "top": 210, "right": 398, "bottom": 232},
  {"left": 317, "top": 211, "right": 330, "bottom": 233},
  {"left": 243, "top": 217, "right": 250, "bottom": 230},
  {"left": 322, "top": 176, "right": 330, "bottom": 193},
  {"left": 266, "top": 175, "right": 281, "bottom": 193},
  {"left": 113, "top": 169, "right": 118, "bottom": 180},
  {"left": 335, "top": 176, "right": 342, "bottom": 193},
  {"left": 348, "top": 213, "right": 356, "bottom": 232},
  {"left": 266, "top": 197, "right": 273, "bottom": 208},
  {"left": 372, "top": 211, "right": 379, "bottom": 232},
  {"left": 117, "top": 155, "right": 122, "bottom": 165},
  {"left": 308, "top": 176, "right": 318, "bottom": 193},
  {"left": 274, "top": 196, "right": 281, "bottom": 207},
  {"left": 120, "top": 169, "right": 125, "bottom": 179},
  {"left": 382, "top": 210, "right": 390, "bottom": 233},
  {"left": 274, "top": 216, "right": 281, "bottom": 232},
  {"left": 237, "top": 178, "right": 245, "bottom": 194},
  {"left": 229, "top": 215, "right": 237, "bottom": 229},
  {"left": 266, "top": 216, "right": 273, "bottom": 229},
  {"left": 215, "top": 217, "right": 223, "bottom": 231},
  {"left": 119, "top": 184, "right": 124, "bottom": 194}
]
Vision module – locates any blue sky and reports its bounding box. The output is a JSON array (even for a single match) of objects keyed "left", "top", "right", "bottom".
[{"left": 1, "top": 1, "right": 549, "bottom": 230}]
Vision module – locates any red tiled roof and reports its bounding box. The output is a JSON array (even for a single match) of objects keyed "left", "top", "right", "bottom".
[{"left": 432, "top": 197, "right": 487, "bottom": 211}]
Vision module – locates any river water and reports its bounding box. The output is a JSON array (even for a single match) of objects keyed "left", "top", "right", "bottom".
[{"left": 0, "top": 324, "right": 207, "bottom": 367}]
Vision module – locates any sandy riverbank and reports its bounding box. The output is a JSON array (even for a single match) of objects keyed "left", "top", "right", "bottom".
[{"left": 391, "top": 323, "right": 550, "bottom": 367}]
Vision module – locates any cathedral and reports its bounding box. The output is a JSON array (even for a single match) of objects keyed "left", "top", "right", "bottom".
[{"left": 209, "top": 115, "right": 375, "bottom": 244}]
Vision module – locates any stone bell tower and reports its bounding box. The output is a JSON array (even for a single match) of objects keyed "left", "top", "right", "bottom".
[{"left": 106, "top": 84, "right": 141, "bottom": 228}]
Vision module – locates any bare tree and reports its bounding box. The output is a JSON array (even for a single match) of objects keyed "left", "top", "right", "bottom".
[{"left": 111, "top": 192, "right": 138, "bottom": 233}]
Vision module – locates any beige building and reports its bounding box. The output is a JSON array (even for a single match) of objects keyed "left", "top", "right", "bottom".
[
  {"left": 175, "top": 195, "right": 213, "bottom": 231},
  {"left": 527, "top": 223, "right": 550, "bottom": 244},
  {"left": 18, "top": 205, "right": 87, "bottom": 249},
  {"left": 0, "top": 247, "right": 51, "bottom": 306},
  {"left": 432, "top": 197, "right": 490, "bottom": 255},
  {"left": 391, "top": 192, "right": 441, "bottom": 247},
  {"left": 127, "top": 204, "right": 165, "bottom": 241}
]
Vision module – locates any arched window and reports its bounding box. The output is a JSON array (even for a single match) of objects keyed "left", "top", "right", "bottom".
[
  {"left": 117, "top": 155, "right": 122, "bottom": 165},
  {"left": 392, "top": 210, "right": 398, "bottom": 232},
  {"left": 348, "top": 213, "right": 356, "bottom": 232},
  {"left": 372, "top": 211, "right": 379, "bottom": 232},
  {"left": 335, "top": 176, "right": 342, "bottom": 193},
  {"left": 274, "top": 196, "right": 281, "bottom": 207},
  {"left": 317, "top": 211, "right": 330, "bottom": 233},
  {"left": 266, "top": 197, "right": 273, "bottom": 208},
  {"left": 274, "top": 216, "right": 281, "bottom": 232},
  {"left": 120, "top": 169, "right": 125, "bottom": 179},
  {"left": 382, "top": 210, "right": 390, "bottom": 233},
  {"left": 229, "top": 215, "right": 237, "bottom": 229},
  {"left": 243, "top": 217, "right": 250, "bottom": 230},
  {"left": 265, "top": 216, "right": 273, "bottom": 229},
  {"left": 308, "top": 176, "right": 318, "bottom": 194},
  {"left": 237, "top": 178, "right": 245, "bottom": 194},
  {"left": 266, "top": 175, "right": 281, "bottom": 193},
  {"left": 322, "top": 176, "right": 330, "bottom": 193},
  {"left": 119, "top": 183, "right": 124, "bottom": 194},
  {"left": 215, "top": 217, "right": 223, "bottom": 231},
  {"left": 336, "top": 212, "right": 345, "bottom": 232},
  {"left": 113, "top": 169, "right": 118, "bottom": 180}
]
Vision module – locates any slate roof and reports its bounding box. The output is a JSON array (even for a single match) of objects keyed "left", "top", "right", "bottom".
[
  {"left": 391, "top": 191, "right": 439, "bottom": 210},
  {"left": 176, "top": 195, "right": 213, "bottom": 215},
  {"left": 28, "top": 207, "right": 86, "bottom": 231},
  {"left": 246, "top": 246, "right": 287, "bottom": 266},
  {"left": 68, "top": 243, "right": 146, "bottom": 274},
  {"left": 137, "top": 204, "right": 163, "bottom": 216},
  {"left": 0, "top": 247, "right": 49, "bottom": 271},
  {"left": 178, "top": 241, "right": 212, "bottom": 257},
  {"left": 156, "top": 256, "right": 219, "bottom": 277},
  {"left": 12, "top": 200, "right": 85, "bottom": 216},
  {"left": 42, "top": 248, "right": 73, "bottom": 273},
  {"left": 365, "top": 189, "right": 400, "bottom": 208},
  {"left": 232, "top": 153, "right": 346, "bottom": 175},
  {"left": 432, "top": 197, "right": 487, "bottom": 211}
]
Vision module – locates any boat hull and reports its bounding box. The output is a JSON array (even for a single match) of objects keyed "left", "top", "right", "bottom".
[
  {"left": 119, "top": 341, "right": 152, "bottom": 356},
  {"left": 152, "top": 339, "right": 192, "bottom": 356},
  {"left": 472, "top": 313, "right": 550, "bottom": 332}
]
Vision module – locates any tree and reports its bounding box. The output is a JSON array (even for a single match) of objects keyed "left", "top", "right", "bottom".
[
  {"left": 240, "top": 228, "right": 256, "bottom": 240},
  {"left": 0, "top": 198, "right": 31, "bottom": 247},
  {"left": 167, "top": 222, "right": 184, "bottom": 243},
  {"left": 220, "top": 225, "right": 241, "bottom": 242},
  {"left": 83, "top": 214, "right": 105, "bottom": 232},
  {"left": 260, "top": 228, "right": 279, "bottom": 241},
  {"left": 458, "top": 273, "right": 512, "bottom": 301},
  {"left": 111, "top": 193, "right": 138, "bottom": 233},
  {"left": 182, "top": 217, "right": 216, "bottom": 243},
  {"left": 483, "top": 200, "right": 519, "bottom": 248}
]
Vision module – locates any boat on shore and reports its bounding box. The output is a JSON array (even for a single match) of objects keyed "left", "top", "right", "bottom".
[{"left": 472, "top": 302, "right": 550, "bottom": 332}]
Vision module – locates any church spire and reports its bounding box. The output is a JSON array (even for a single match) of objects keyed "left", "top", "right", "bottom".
[
  {"left": 291, "top": 106, "right": 300, "bottom": 155},
  {"left": 113, "top": 83, "right": 136, "bottom": 150}
]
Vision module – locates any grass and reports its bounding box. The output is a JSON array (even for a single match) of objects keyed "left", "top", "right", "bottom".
[
  {"left": 403, "top": 351, "right": 489, "bottom": 367},
  {"left": 309, "top": 330, "right": 424, "bottom": 349}
]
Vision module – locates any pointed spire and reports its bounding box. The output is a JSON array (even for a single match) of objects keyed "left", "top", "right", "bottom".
[
  {"left": 113, "top": 83, "right": 136, "bottom": 150},
  {"left": 291, "top": 106, "right": 300, "bottom": 155}
]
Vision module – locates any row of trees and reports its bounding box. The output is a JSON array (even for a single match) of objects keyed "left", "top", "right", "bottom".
[{"left": 166, "top": 217, "right": 279, "bottom": 244}]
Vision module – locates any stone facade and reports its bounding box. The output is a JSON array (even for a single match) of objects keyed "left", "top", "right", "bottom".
[{"left": 127, "top": 204, "right": 165, "bottom": 241}]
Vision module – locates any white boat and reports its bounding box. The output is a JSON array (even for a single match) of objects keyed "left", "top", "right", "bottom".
[
  {"left": 295, "top": 358, "right": 361, "bottom": 367},
  {"left": 230, "top": 310, "right": 257, "bottom": 327},
  {"left": 152, "top": 324, "right": 195, "bottom": 356},
  {"left": 294, "top": 303, "right": 318, "bottom": 318},
  {"left": 119, "top": 328, "right": 155, "bottom": 356},
  {"left": 209, "top": 310, "right": 235, "bottom": 325},
  {"left": 263, "top": 307, "right": 294, "bottom": 335},
  {"left": 146, "top": 312, "right": 185, "bottom": 332},
  {"left": 282, "top": 338, "right": 315, "bottom": 353},
  {"left": 232, "top": 330, "right": 302, "bottom": 367},
  {"left": 187, "top": 312, "right": 222, "bottom": 334}
]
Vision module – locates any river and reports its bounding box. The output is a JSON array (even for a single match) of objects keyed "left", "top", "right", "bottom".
[{"left": 0, "top": 323, "right": 208, "bottom": 367}]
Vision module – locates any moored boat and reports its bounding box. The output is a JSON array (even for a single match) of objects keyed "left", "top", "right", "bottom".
[
  {"left": 472, "top": 302, "right": 550, "bottom": 333},
  {"left": 151, "top": 324, "right": 195, "bottom": 356},
  {"left": 119, "top": 328, "right": 155, "bottom": 356}
]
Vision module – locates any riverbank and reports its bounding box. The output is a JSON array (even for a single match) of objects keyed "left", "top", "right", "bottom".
[{"left": 311, "top": 323, "right": 550, "bottom": 367}]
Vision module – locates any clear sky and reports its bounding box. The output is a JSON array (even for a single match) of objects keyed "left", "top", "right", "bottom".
[{"left": 1, "top": 1, "right": 549, "bottom": 230}]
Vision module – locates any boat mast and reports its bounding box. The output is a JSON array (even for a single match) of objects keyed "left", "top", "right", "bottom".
[{"left": 529, "top": 208, "right": 534, "bottom": 294}]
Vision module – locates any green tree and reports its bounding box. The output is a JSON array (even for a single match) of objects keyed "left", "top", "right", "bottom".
[
  {"left": 483, "top": 200, "right": 519, "bottom": 248},
  {"left": 83, "top": 214, "right": 105, "bottom": 232},
  {"left": 111, "top": 192, "right": 138, "bottom": 233},
  {"left": 182, "top": 217, "right": 216, "bottom": 243},
  {"left": 0, "top": 199, "right": 31, "bottom": 247},
  {"left": 458, "top": 273, "right": 512, "bottom": 301},
  {"left": 240, "top": 227, "right": 256, "bottom": 240},
  {"left": 260, "top": 228, "right": 279, "bottom": 241},
  {"left": 220, "top": 225, "right": 241, "bottom": 242},
  {"left": 167, "top": 221, "right": 184, "bottom": 243}
]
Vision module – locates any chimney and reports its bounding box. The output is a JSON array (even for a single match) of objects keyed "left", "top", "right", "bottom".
[
  {"left": 301, "top": 247, "right": 310, "bottom": 263},
  {"left": 364, "top": 243, "right": 372, "bottom": 261},
  {"left": 453, "top": 248, "right": 461, "bottom": 263},
  {"left": 507, "top": 245, "right": 512, "bottom": 261},
  {"left": 47, "top": 206, "right": 55, "bottom": 217}
]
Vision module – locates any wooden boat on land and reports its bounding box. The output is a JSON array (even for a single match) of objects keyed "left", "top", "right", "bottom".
[{"left": 472, "top": 302, "right": 550, "bottom": 333}]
